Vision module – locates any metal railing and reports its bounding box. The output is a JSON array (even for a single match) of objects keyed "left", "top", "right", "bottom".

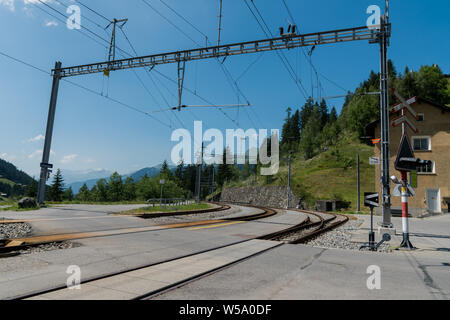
[{"left": 146, "top": 198, "right": 194, "bottom": 209}]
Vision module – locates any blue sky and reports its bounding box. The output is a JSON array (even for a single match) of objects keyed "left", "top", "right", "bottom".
[{"left": 0, "top": 0, "right": 449, "bottom": 177}]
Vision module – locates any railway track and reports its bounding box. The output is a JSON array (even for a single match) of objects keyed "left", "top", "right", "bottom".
[
  {"left": 4, "top": 204, "right": 348, "bottom": 300},
  {"left": 0, "top": 203, "right": 275, "bottom": 256}
]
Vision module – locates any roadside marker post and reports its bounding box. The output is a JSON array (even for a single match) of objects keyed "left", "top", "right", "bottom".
[{"left": 362, "top": 192, "right": 380, "bottom": 251}]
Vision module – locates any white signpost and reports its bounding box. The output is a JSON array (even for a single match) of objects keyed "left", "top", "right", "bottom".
[{"left": 369, "top": 157, "right": 380, "bottom": 165}]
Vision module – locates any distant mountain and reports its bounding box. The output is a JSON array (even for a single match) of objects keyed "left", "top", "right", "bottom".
[
  {"left": 60, "top": 169, "right": 113, "bottom": 185},
  {"left": 68, "top": 164, "right": 175, "bottom": 194},
  {"left": 124, "top": 164, "right": 176, "bottom": 181}
]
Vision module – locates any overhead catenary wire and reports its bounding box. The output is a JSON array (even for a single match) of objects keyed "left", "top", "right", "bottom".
[
  {"left": 74, "top": 0, "right": 110, "bottom": 22},
  {"left": 140, "top": 0, "right": 246, "bottom": 128},
  {"left": 279, "top": 0, "right": 350, "bottom": 96},
  {"left": 35, "top": 0, "right": 177, "bottom": 126},
  {"left": 35, "top": 0, "right": 133, "bottom": 57},
  {"left": 244, "top": 0, "right": 308, "bottom": 100},
  {"left": 0, "top": 49, "right": 172, "bottom": 129}
]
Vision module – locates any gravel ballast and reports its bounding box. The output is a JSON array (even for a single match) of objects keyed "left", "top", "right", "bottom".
[
  {"left": 0, "top": 221, "right": 32, "bottom": 239},
  {"left": 304, "top": 218, "right": 391, "bottom": 253}
]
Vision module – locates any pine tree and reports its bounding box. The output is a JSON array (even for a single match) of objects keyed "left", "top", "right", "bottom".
[
  {"left": 77, "top": 183, "right": 90, "bottom": 202},
  {"left": 329, "top": 107, "right": 338, "bottom": 122},
  {"left": 160, "top": 160, "right": 173, "bottom": 179},
  {"left": 318, "top": 99, "right": 329, "bottom": 129},
  {"left": 95, "top": 178, "right": 108, "bottom": 202},
  {"left": 50, "top": 169, "right": 64, "bottom": 202},
  {"left": 107, "top": 172, "right": 123, "bottom": 202},
  {"left": 25, "top": 177, "right": 38, "bottom": 198},
  {"left": 63, "top": 187, "right": 74, "bottom": 201},
  {"left": 123, "top": 177, "right": 136, "bottom": 201},
  {"left": 175, "top": 160, "right": 184, "bottom": 181}
]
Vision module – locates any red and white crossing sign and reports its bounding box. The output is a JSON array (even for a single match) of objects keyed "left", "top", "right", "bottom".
[
  {"left": 391, "top": 89, "right": 420, "bottom": 134},
  {"left": 391, "top": 95, "right": 418, "bottom": 119},
  {"left": 392, "top": 115, "right": 419, "bottom": 133}
]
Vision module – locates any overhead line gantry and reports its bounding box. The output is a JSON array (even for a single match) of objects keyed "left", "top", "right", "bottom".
[
  {"left": 38, "top": 23, "right": 391, "bottom": 213},
  {"left": 53, "top": 25, "right": 379, "bottom": 78}
]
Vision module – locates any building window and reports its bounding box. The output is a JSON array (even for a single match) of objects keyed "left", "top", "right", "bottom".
[
  {"left": 412, "top": 137, "right": 431, "bottom": 151},
  {"left": 418, "top": 161, "right": 435, "bottom": 174},
  {"left": 417, "top": 114, "right": 425, "bottom": 122}
]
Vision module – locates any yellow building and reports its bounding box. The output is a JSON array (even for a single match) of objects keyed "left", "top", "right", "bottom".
[{"left": 367, "top": 98, "right": 450, "bottom": 216}]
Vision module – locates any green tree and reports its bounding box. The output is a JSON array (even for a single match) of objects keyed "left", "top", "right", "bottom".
[
  {"left": 416, "top": 65, "right": 449, "bottom": 105},
  {"left": 329, "top": 107, "right": 338, "bottom": 123},
  {"left": 217, "top": 147, "right": 235, "bottom": 186},
  {"left": 160, "top": 160, "right": 173, "bottom": 180},
  {"left": 95, "top": 178, "right": 108, "bottom": 202},
  {"left": 63, "top": 187, "right": 74, "bottom": 201},
  {"left": 107, "top": 172, "right": 123, "bottom": 202},
  {"left": 123, "top": 177, "right": 136, "bottom": 201},
  {"left": 318, "top": 99, "right": 329, "bottom": 128},
  {"left": 50, "top": 169, "right": 65, "bottom": 202},
  {"left": 77, "top": 183, "right": 90, "bottom": 202},
  {"left": 25, "top": 177, "right": 38, "bottom": 198}
]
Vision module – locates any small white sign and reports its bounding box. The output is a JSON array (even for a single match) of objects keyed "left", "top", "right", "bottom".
[
  {"left": 160, "top": 179, "right": 166, "bottom": 185},
  {"left": 369, "top": 157, "right": 380, "bottom": 165}
]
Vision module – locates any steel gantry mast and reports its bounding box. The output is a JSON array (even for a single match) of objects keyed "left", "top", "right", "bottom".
[
  {"left": 37, "top": 23, "right": 390, "bottom": 205},
  {"left": 378, "top": 1, "right": 393, "bottom": 228}
]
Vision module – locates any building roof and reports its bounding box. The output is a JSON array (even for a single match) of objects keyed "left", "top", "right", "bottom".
[{"left": 365, "top": 97, "right": 450, "bottom": 137}]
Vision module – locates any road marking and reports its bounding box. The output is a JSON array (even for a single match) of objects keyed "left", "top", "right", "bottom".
[{"left": 188, "top": 221, "right": 245, "bottom": 231}]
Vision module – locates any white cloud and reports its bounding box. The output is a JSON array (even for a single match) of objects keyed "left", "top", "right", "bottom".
[
  {"left": 1, "top": 0, "right": 54, "bottom": 13},
  {"left": 0, "top": 0, "right": 15, "bottom": 12},
  {"left": 1, "top": 153, "right": 17, "bottom": 162},
  {"left": 28, "top": 134, "right": 45, "bottom": 142},
  {"left": 28, "top": 149, "right": 55, "bottom": 159},
  {"left": 45, "top": 20, "right": 58, "bottom": 27},
  {"left": 61, "top": 154, "right": 78, "bottom": 164}
]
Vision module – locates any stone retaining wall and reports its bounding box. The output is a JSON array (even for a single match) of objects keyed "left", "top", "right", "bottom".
[{"left": 220, "top": 186, "right": 305, "bottom": 209}]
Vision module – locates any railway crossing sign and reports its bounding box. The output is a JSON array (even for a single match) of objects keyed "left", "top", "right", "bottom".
[
  {"left": 391, "top": 94, "right": 419, "bottom": 119},
  {"left": 391, "top": 90, "right": 420, "bottom": 134},
  {"left": 391, "top": 115, "right": 419, "bottom": 133},
  {"left": 364, "top": 192, "right": 379, "bottom": 208},
  {"left": 392, "top": 184, "right": 415, "bottom": 197}
]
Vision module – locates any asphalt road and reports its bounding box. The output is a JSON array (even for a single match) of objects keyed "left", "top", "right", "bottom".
[{"left": 0, "top": 204, "right": 307, "bottom": 299}]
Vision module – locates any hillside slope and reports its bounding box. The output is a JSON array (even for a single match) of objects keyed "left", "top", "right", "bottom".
[
  {"left": 231, "top": 133, "right": 374, "bottom": 212},
  {"left": 0, "top": 158, "right": 32, "bottom": 198}
]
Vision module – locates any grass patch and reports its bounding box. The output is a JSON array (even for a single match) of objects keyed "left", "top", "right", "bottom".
[
  {"left": 119, "top": 202, "right": 212, "bottom": 215},
  {"left": 2, "top": 205, "right": 41, "bottom": 212},
  {"left": 47, "top": 200, "right": 149, "bottom": 205},
  {"left": 0, "top": 178, "right": 16, "bottom": 187}
]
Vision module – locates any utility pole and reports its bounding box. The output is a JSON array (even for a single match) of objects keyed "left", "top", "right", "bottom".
[
  {"left": 37, "top": 61, "right": 62, "bottom": 206},
  {"left": 357, "top": 153, "right": 360, "bottom": 212},
  {"left": 217, "top": 0, "right": 223, "bottom": 46},
  {"left": 287, "top": 152, "right": 292, "bottom": 209},
  {"left": 195, "top": 143, "right": 204, "bottom": 204},
  {"left": 378, "top": 1, "right": 393, "bottom": 228}
]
